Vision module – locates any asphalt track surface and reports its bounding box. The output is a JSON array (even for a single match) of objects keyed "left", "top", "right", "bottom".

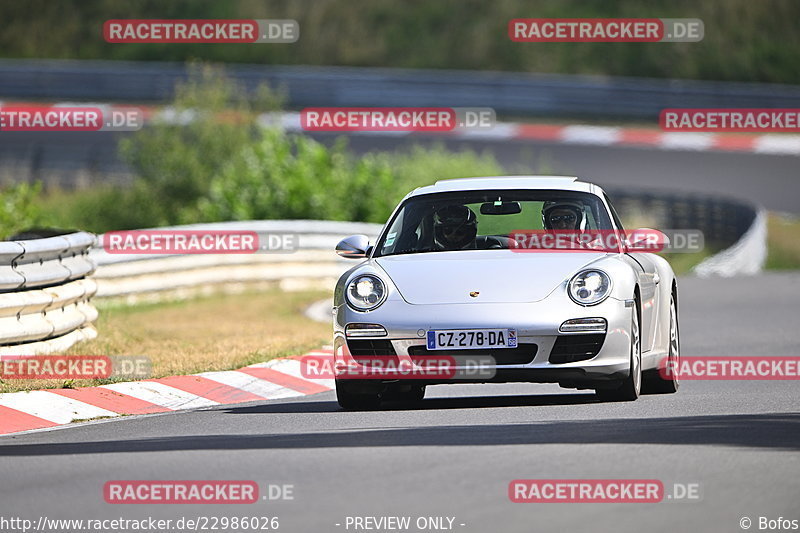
[
  {"left": 0, "top": 272, "right": 798, "bottom": 533},
  {"left": 3, "top": 130, "right": 800, "bottom": 213}
]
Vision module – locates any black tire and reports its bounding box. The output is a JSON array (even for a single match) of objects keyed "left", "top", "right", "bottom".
[
  {"left": 643, "top": 291, "right": 680, "bottom": 394},
  {"left": 383, "top": 385, "right": 426, "bottom": 405},
  {"left": 335, "top": 380, "right": 382, "bottom": 410},
  {"left": 596, "top": 298, "right": 642, "bottom": 402}
]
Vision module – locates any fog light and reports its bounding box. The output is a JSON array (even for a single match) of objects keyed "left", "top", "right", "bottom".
[
  {"left": 559, "top": 318, "right": 607, "bottom": 333},
  {"left": 346, "top": 323, "right": 388, "bottom": 337}
]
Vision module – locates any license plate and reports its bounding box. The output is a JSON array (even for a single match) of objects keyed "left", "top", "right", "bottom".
[{"left": 426, "top": 329, "right": 517, "bottom": 350}]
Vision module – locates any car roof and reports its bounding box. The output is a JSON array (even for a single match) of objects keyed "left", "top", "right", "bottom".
[{"left": 407, "top": 176, "right": 599, "bottom": 197}]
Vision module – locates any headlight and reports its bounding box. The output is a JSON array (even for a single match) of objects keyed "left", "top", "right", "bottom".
[
  {"left": 568, "top": 269, "right": 611, "bottom": 306},
  {"left": 346, "top": 274, "right": 387, "bottom": 311}
]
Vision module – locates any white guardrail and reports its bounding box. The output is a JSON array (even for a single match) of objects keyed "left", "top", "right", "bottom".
[
  {"left": 90, "top": 216, "right": 766, "bottom": 297},
  {"left": 693, "top": 208, "right": 768, "bottom": 277},
  {"left": 90, "top": 220, "right": 383, "bottom": 303},
  {"left": 0, "top": 232, "right": 97, "bottom": 356}
]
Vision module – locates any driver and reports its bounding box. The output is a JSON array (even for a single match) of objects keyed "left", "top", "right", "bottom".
[
  {"left": 542, "top": 200, "right": 587, "bottom": 231},
  {"left": 433, "top": 204, "right": 478, "bottom": 250}
]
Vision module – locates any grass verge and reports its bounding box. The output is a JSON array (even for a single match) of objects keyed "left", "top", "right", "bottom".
[
  {"left": 660, "top": 249, "right": 716, "bottom": 276},
  {"left": 766, "top": 213, "right": 800, "bottom": 270}
]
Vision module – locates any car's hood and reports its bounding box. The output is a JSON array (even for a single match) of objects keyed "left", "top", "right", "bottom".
[{"left": 375, "top": 250, "right": 608, "bottom": 304}]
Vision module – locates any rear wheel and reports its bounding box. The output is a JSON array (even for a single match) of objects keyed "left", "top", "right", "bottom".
[
  {"left": 596, "top": 299, "right": 641, "bottom": 402},
  {"left": 335, "top": 380, "right": 381, "bottom": 410},
  {"left": 643, "top": 292, "right": 680, "bottom": 394}
]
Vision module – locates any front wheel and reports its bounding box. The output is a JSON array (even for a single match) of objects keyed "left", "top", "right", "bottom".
[
  {"left": 643, "top": 291, "right": 680, "bottom": 394},
  {"left": 596, "top": 299, "right": 641, "bottom": 402},
  {"left": 383, "top": 385, "right": 426, "bottom": 405},
  {"left": 335, "top": 380, "right": 381, "bottom": 410}
]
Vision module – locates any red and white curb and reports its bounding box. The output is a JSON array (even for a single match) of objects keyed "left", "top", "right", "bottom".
[
  {"left": 270, "top": 112, "right": 800, "bottom": 156},
  {"left": 0, "top": 349, "right": 334, "bottom": 436},
  {"left": 3, "top": 101, "right": 800, "bottom": 156}
]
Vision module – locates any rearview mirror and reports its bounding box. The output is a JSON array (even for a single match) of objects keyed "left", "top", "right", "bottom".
[
  {"left": 336, "top": 234, "right": 371, "bottom": 258},
  {"left": 480, "top": 201, "right": 522, "bottom": 215}
]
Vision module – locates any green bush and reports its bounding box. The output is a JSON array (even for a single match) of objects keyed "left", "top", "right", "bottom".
[
  {"left": 32, "top": 66, "right": 505, "bottom": 231},
  {"left": 193, "top": 132, "right": 393, "bottom": 223},
  {"left": 0, "top": 182, "right": 44, "bottom": 239},
  {"left": 194, "top": 134, "right": 503, "bottom": 224},
  {"left": 106, "top": 66, "right": 504, "bottom": 228},
  {"left": 118, "top": 64, "right": 284, "bottom": 226},
  {"left": 39, "top": 184, "right": 163, "bottom": 233}
]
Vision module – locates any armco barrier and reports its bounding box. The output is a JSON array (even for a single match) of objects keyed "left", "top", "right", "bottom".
[
  {"left": 605, "top": 189, "right": 760, "bottom": 251},
  {"left": 606, "top": 188, "right": 766, "bottom": 276},
  {"left": 90, "top": 220, "right": 383, "bottom": 302},
  {"left": 2, "top": 59, "right": 800, "bottom": 119},
  {"left": 693, "top": 208, "right": 768, "bottom": 277},
  {"left": 0, "top": 232, "right": 98, "bottom": 356}
]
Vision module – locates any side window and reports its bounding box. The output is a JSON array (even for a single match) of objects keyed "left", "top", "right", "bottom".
[
  {"left": 381, "top": 210, "right": 404, "bottom": 254},
  {"left": 604, "top": 194, "right": 625, "bottom": 231},
  {"left": 583, "top": 203, "right": 599, "bottom": 230}
]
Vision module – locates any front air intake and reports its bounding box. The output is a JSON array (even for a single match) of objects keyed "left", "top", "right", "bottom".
[
  {"left": 346, "top": 339, "right": 397, "bottom": 356},
  {"left": 549, "top": 334, "right": 606, "bottom": 364}
]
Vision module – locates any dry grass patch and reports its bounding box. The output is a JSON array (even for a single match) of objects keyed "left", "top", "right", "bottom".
[{"left": 1, "top": 289, "right": 331, "bottom": 393}]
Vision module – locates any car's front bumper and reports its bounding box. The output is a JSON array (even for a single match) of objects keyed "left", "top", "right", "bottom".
[{"left": 333, "top": 294, "right": 634, "bottom": 390}]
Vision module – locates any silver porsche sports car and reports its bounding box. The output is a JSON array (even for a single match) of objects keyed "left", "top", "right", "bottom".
[{"left": 332, "top": 176, "right": 680, "bottom": 409}]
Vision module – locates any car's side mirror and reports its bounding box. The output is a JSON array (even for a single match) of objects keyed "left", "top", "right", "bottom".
[
  {"left": 336, "top": 234, "right": 371, "bottom": 259},
  {"left": 624, "top": 228, "right": 669, "bottom": 252}
]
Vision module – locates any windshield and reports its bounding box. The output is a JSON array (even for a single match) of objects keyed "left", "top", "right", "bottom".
[{"left": 375, "top": 189, "right": 613, "bottom": 257}]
